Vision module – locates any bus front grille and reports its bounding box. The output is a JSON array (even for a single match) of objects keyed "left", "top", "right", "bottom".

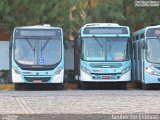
[{"left": 24, "top": 77, "right": 51, "bottom": 82}]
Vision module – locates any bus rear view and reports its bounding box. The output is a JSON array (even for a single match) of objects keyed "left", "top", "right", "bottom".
[
  {"left": 11, "top": 25, "right": 64, "bottom": 90},
  {"left": 75, "top": 23, "right": 131, "bottom": 89}
]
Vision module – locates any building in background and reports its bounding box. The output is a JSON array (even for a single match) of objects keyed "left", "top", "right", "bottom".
[{"left": 0, "top": 32, "right": 10, "bottom": 70}]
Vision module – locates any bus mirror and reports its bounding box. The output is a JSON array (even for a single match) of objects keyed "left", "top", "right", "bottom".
[
  {"left": 77, "top": 37, "right": 81, "bottom": 49},
  {"left": 141, "top": 40, "right": 145, "bottom": 49},
  {"left": 9, "top": 41, "right": 12, "bottom": 49}
]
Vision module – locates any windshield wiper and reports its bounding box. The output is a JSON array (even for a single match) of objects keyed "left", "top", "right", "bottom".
[
  {"left": 26, "top": 39, "right": 36, "bottom": 57},
  {"left": 41, "top": 37, "right": 61, "bottom": 52},
  {"left": 41, "top": 39, "right": 50, "bottom": 52},
  {"left": 93, "top": 35, "right": 103, "bottom": 48},
  {"left": 40, "top": 39, "right": 51, "bottom": 58}
]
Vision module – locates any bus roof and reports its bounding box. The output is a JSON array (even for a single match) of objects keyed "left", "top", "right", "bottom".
[
  {"left": 134, "top": 25, "right": 160, "bottom": 36},
  {"left": 14, "top": 24, "right": 62, "bottom": 30},
  {"left": 13, "top": 24, "right": 63, "bottom": 37},
  {"left": 83, "top": 23, "right": 120, "bottom": 27},
  {"left": 80, "top": 23, "right": 130, "bottom": 36},
  {"left": 82, "top": 23, "right": 128, "bottom": 28}
]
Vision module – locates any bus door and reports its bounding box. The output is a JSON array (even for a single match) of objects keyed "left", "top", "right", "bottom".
[
  {"left": 132, "top": 40, "right": 136, "bottom": 80},
  {"left": 135, "top": 37, "right": 141, "bottom": 81},
  {"left": 140, "top": 34, "right": 145, "bottom": 82}
]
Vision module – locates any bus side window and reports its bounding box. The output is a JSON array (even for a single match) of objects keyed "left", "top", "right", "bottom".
[
  {"left": 138, "top": 41, "right": 141, "bottom": 60},
  {"left": 141, "top": 39, "right": 145, "bottom": 49},
  {"left": 140, "top": 34, "right": 145, "bottom": 49},
  {"left": 133, "top": 36, "right": 137, "bottom": 60}
]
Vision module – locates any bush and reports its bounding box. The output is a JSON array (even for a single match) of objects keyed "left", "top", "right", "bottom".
[{"left": 0, "top": 70, "right": 9, "bottom": 83}]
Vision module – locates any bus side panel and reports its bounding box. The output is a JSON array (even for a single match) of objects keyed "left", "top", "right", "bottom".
[{"left": 74, "top": 38, "right": 80, "bottom": 80}]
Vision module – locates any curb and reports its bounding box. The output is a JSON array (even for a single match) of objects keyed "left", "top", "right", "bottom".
[
  {"left": 64, "top": 83, "right": 78, "bottom": 90},
  {"left": 127, "top": 82, "right": 138, "bottom": 90},
  {"left": 0, "top": 84, "right": 78, "bottom": 90},
  {"left": 0, "top": 84, "right": 14, "bottom": 90},
  {"left": 0, "top": 83, "right": 136, "bottom": 90}
]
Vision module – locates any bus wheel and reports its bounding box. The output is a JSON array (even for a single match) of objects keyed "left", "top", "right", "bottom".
[
  {"left": 81, "top": 82, "right": 88, "bottom": 90},
  {"left": 142, "top": 84, "right": 150, "bottom": 90},
  {"left": 15, "top": 83, "right": 21, "bottom": 90}
]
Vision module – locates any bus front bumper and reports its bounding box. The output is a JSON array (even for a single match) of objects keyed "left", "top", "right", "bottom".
[
  {"left": 79, "top": 70, "right": 131, "bottom": 82},
  {"left": 12, "top": 69, "right": 64, "bottom": 84},
  {"left": 144, "top": 72, "right": 160, "bottom": 84}
]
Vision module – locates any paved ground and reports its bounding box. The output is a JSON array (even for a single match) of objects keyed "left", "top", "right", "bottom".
[
  {"left": 0, "top": 90, "right": 160, "bottom": 114},
  {"left": 0, "top": 89, "right": 160, "bottom": 119}
]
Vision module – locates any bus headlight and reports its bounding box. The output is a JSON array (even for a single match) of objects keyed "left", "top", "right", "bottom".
[
  {"left": 146, "top": 67, "right": 158, "bottom": 75},
  {"left": 81, "top": 66, "right": 91, "bottom": 75},
  {"left": 55, "top": 67, "right": 63, "bottom": 75},
  {"left": 122, "top": 66, "right": 130, "bottom": 74}
]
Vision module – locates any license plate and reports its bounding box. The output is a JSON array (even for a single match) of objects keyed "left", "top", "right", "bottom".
[
  {"left": 33, "top": 80, "right": 42, "bottom": 83},
  {"left": 102, "top": 75, "right": 110, "bottom": 79}
]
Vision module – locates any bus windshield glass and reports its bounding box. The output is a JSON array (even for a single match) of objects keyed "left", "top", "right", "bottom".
[
  {"left": 81, "top": 37, "right": 130, "bottom": 62},
  {"left": 146, "top": 38, "right": 160, "bottom": 63},
  {"left": 14, "top": 38, "right": 61, "bottom": 65}
]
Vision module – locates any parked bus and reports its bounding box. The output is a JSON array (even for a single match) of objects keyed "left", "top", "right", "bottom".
[
  {"left": 133, "top": 25, "right": 160, "bottom": 89},
  {"left": 10, "top": 24, "right": 64, "bottom": 90},
  {"left": 75, "top": 23, "right": 131, "bottom": 89}
]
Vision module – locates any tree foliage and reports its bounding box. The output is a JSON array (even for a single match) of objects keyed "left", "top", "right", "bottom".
[{"left": 0, "top": 0, "right": 160, "bottom": 39}]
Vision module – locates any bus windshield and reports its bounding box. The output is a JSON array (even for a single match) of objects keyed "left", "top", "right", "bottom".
[
  {"left": 146, "top": 38, "right": 160, "bottom": 63},
  {"left": 14, "top": 38, "right": 61, "bottom": 65},
  {"left": 81, "top": 37, "right": 130, "bottom": 62}
]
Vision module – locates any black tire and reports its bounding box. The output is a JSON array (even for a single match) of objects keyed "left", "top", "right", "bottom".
[
  {"left": 81, "top": 82, "right": 88, "bottom": 90},
  {"left": 15, "top": 83, "right": 21, "bottom": 90}
]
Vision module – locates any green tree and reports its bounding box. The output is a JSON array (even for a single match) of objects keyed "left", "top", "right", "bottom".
[{"left": 1, "top": 0, "right": 160, "bottom": 40}]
